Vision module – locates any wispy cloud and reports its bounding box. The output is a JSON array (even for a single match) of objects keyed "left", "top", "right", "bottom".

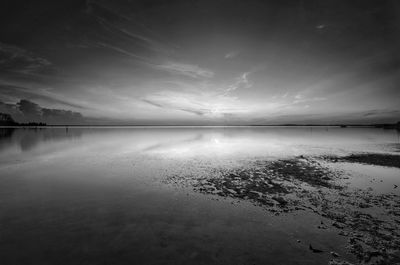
[
  {"left": 85, "top": 0, "right": 133, "bottom": 22},
  {"left": 93, "top": 14, "right": 175, "bottom": 54},
  {"left": 292, "top": 94, "right": 326, "bottom": 104},
  {"left": 155, "top": 62, "right": 214, "bottom": 78},
  {"left": 0, "top": 42, "right": 53, "bottom": 74},
  {"left": 363, "top": 109, "right": 400, "bottom": 117},
  {"left": 95, "top": 42, "right": 151, "bottom": 62},
  {"left": 86, "top": 0, "right": 177, "bottom": 54},
  {"left": 225, "top": 72, "right": 252, "bottom": 93},
  {"left": 225, "top": 51, "right": 240, "bottom": 59}
]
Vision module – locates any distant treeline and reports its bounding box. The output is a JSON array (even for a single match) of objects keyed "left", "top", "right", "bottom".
[
  {"left": 373, "top": 122, "right": 400, "bottom": 129},
  {"left": 0, "top": 113, "right": 46, "bottom": 126}
]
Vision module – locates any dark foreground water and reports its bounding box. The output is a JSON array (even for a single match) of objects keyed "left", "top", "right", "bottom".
[{"left": 0, "top": 127, "right": 399, "bottom": 265}]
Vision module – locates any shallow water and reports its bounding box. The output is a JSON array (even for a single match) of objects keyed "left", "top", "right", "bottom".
[{"left": 0, "top": 127, "right": 399, "bottom": 265}]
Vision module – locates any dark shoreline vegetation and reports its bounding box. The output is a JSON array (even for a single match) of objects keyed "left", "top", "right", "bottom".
[
  {"left": 0, "top": 113, "right": 46, "bottom": 126},
  {"left": 166, "top": 153, "right": 400, "bottom": 265}
]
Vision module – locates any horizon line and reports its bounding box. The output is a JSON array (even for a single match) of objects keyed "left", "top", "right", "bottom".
[{"left": 1, "top": 123, "right": 399, "bottom": 128}]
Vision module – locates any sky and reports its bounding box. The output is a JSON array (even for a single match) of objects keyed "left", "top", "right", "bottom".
[{"left": 1, "top": 0, "right": 399, "bottom": 125}]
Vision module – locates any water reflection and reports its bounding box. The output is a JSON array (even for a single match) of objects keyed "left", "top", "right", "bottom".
[
  {"left": 0, "top": 127, "right": 82, "bottom": 152},
  {"left": 0, "top": 126, "right": 399, "bottom": 157}
]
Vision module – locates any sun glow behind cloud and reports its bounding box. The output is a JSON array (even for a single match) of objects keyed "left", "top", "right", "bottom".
[
  {"left": 142, "top": 88, "right": 250, "bottom": 119},
  {"left": 135, "top": 66, "right": 332, "bottom": 124}
]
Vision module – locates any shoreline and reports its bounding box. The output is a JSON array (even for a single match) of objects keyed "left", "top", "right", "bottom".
[{"left": 1, "top": 124, "right": 399, "bottom": 129}]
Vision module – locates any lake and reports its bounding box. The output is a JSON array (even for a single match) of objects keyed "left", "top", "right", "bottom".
[{"left": 0, "top": 127, "right": 399, "bottom": 265}]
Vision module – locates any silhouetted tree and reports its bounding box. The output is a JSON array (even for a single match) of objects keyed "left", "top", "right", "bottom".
[{"left": 0, "top": 113, "right": 18, "bottom": 126}]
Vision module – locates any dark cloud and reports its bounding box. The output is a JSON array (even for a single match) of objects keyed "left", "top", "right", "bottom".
[
  {"left": 142, "top": 99, "right": 164, "bottom": 108},
  {"left": 142, "top": 98, "right": 206, "bottom": 116},
  {"left": 179, "top": 108, "right": 206, "bottom": 116},
  {"left": 17, "top": 99, "right": 42, "bottom": 120},
  {"left": 0, "top": 99, "right": 84, "bottom": 125}
]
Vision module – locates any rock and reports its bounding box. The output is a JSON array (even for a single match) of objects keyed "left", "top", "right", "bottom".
[
  {"left": 272, "top": 196, "right": 287, "bottom": 205},
  {"left": 226, "top": 188, "right": 237, "bottom": 194},
  {"left": 309, "top": 244, "right": 324, "bottom": 253},
  {"left": 332, "top": 222, "right": 345, "bottom": 229},
  {"left": 328, "top": 259, "right": 355, "bottom": 265},
  {"left": 330, "top": 251, "right": 340, "bottom": 257}
]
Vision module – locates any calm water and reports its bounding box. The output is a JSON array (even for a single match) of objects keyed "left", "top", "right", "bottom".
[{"left": 0, "top": 127, "right": 399, "bottom": 265}]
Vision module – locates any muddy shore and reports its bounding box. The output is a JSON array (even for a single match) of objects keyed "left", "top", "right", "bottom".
[{"left": 166, "top": 153, "right": 400, "bottom": 265}]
